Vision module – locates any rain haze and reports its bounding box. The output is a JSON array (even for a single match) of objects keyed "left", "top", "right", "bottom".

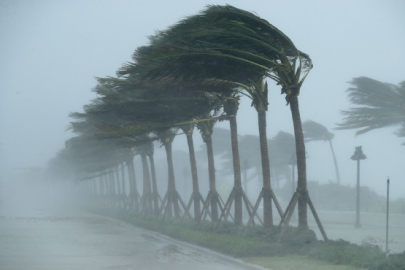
[
  {"left": 1, "top": 0, "right": 405, "bottom": 198},
  {"left": 1, "top": 0, "right": 405, "bottom": 269}
]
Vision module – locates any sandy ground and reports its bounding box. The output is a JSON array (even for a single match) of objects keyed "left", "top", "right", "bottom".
[{"left": 0, "top": 203, "right": 266, "bottom": 270}]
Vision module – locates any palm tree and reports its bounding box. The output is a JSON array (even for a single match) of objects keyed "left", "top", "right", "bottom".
[
  {"left": 180, "top": 123, "right": 205, "bottom": 222},
  {"left": 138, "top": 144, "right": 154, "bottom": 216},
  {"left": 221, "top": 95, "right": 244, "bottom": 225},
  {"left": 196, "top": 113, "right": 224, "bottom": 222},
  {"left": 243, "top": 80, "right": 284, "bottom": 227},
  {"left": 144, "top": 140, "right": 160, "bottom": 216},
  {"left": 337, "top": 77, "right": 405, "bottom": 143},
  {"left": 303, "top": 120, "right": 340, "bottom": 185},
  {"left": 155, "top": 128, "right": 186, "bottom": 219}
]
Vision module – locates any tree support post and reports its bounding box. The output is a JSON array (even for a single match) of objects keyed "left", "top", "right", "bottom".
[{"left": 278, "top": 190, "right": 328, "bottom": 242}]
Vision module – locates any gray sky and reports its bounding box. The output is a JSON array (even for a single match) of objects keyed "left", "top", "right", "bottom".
[{"left": 1, "top": 0, "right": 405, "bottom": 198}]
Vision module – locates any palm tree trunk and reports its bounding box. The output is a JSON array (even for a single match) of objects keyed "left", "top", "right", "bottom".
[
  {"left": 99, "top": 175, "right": 104, "bottom": 205},
  {"left": 148, "top": 154, "right": 159, "bottom": 215},
  {"left": 258, "top": 109, "right": 273, "bottom": 227},
  {"left": 115, "top": 167, "right": 121, "bottom": 195},
  {"left": 141, "top": 153, "right": 153, "bottom": 214},
  {"left": 164, "top": 141, "right": 180, "bottom": 218},
  {"left": 225, "top": 97, "right": 243, "bottom": 225},
  {"left": 141, "top": 153, "right": 151, "bottom": 194},
  {"left": 121, "top": 163, "right": 126, "bottom": 200},
  {"left": 126, "top": 158, "right": 139, "bottom": 212},
  {"left": 185, "top": 132, "right": 201, "bottom": 222},
  {"left": 110, "top": 169, "right": 117, "bottom": 208},
  {"left": 107, "top": 170, "right": 113, "bottom": 207},
  {"left": 126, "top": 160, "right": 134, "bottom": 194},
  {"left": 115, "top": 167, "right": 122, "bottom": 209},
  {"left": 328, "top": 140, "right": 341, "bottom": 185},
  {"left": 205, "top": 133, "right": 218, "bottom": 221},
  {"left": 289, "top": 95, "right": 308, "bottom": 229}
]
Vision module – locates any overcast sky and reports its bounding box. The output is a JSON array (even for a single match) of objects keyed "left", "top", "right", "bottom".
[{"left": 1, "top": 0, "right": 405, "bottom": 198}]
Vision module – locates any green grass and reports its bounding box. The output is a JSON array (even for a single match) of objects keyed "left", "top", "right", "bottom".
[{"left": 244, "top": 256, "right": 365, "bottom": 270}]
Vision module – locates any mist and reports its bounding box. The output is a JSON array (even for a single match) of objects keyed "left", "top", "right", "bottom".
[
  {"left": 1, "top": 0, "right": 405, "bottom": 198},
  {"left": 1, "top": 1, "right": 405, "bottom": 269}
]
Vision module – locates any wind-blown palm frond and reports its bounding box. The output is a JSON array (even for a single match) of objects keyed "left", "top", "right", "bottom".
[
  {"left": 337, "top": 77, "right": 405, "bottom": 136},
  {"left": 117, "top": 4, "right": 312, "bottom": 100}
]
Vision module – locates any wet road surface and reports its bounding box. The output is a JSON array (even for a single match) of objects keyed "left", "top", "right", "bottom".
[{"left": 0, "top": 205, "right": 264, "bottom": 270}]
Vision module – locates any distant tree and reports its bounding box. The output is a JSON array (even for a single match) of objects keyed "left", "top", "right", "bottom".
[
  {"left": 269, "top": 131, "right": 296, "bottom": 191},
  {"left": 337, "top": 77, "right": 405, "bottom": 144},
  {"left": 303, "top": 120, "right": 340, "bottom": 185}
]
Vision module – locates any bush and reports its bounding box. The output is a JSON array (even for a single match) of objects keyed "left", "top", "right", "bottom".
[{"left": 308, "top": 239, "right": 389, "bottom": 269}]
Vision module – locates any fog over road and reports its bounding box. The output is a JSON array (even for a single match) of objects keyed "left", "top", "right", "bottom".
[{"left": 0, "top": 205, "right": 263, "bottom": 270}]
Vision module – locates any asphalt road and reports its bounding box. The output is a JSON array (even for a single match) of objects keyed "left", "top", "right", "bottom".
[{"left": 0, "top": 204, "right": 264, "bottom": 270}]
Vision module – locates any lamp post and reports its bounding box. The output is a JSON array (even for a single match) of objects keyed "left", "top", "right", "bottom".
[
  {"left": 351, "top": 146, "right": 366, "bottom": 228},
  {"left": 386, "top": 177, "right": 390, "bottom": 257}
]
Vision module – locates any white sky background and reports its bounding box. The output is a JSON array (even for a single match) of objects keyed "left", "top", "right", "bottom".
[{"left": 1, "top": 0, "right": 405, "bottom": 198}]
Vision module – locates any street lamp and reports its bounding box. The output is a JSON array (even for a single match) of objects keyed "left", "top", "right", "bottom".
[{"left": 351, "top": 146, "right": 366, "bottom": 228}]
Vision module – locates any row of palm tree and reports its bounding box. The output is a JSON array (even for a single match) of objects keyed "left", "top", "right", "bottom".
[
  {"left": 121, "top": 4, "right": 314, "bottom": 229},
  {"left": 48, "top": 5, "right": 326, "bottom": 232}
]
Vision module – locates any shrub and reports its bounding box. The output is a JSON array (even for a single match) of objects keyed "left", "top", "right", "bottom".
[{"left": 308, "top": 239, "right": 388, "bottom": 269}]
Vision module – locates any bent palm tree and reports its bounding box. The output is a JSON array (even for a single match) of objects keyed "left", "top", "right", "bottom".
[{"left": 303, "top": 120, "right": 340, "bottom": 185}]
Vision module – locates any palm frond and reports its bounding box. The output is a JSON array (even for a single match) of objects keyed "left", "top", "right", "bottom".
[{"left": 337, "top": 77, "right": 405, "bottom": 136}]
